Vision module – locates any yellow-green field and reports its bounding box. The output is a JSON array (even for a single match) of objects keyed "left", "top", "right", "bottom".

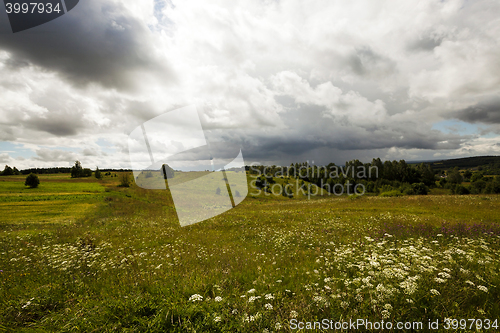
[{"left": 1, "top": 173, "right": 499, "bottom": 332}]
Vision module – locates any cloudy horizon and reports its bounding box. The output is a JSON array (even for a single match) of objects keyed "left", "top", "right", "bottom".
[{"left": 1, "top": 0, "right": 500, "bottom": 170}]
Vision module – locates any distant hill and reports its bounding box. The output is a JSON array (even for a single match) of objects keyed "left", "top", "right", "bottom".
[{"left": 429, "top": 156, "right": 500, "bottom": 171}]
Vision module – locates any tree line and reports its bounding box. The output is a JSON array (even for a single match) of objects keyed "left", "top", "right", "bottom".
[{"left": 248, "top": 158, "right": 500, "bottom": 195}]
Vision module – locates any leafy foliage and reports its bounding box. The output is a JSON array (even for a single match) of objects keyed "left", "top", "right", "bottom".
[{"left": 24, "top": 173, "right": 40, "bottom": 188}]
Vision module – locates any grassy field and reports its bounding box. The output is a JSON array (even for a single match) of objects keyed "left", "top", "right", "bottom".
[{"left": 1, "top": 173, "right": 499, "bottom": 332}]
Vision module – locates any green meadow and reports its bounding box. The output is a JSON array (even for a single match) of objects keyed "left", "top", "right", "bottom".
[{"left": 1, "top": 173, "right": 499, "bottom": 332}]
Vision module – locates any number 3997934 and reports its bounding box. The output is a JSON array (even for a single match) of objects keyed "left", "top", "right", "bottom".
[{"left": 5, "top": 2, "right": 62, "bottom": 14}]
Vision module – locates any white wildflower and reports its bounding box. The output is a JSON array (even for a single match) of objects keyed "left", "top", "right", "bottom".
[
  {"left": 265, "top": 293, "right": 274, "bottom": 300},
  {"left": 477, "top": 285, "right": 488, "bottom": 293},
  {"left": 188, "top": 294, "right": 203, "bottom": 302},
  {"left": 430, "top": 289, "right": 440, "bottom": 296}
]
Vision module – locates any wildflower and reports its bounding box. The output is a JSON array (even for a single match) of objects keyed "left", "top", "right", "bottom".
[
  {"left": 465, "top": 280, "right": 475, "bottom": 286},
  {"left": 215, "top": 296, "right": 223, "bottom": 302},
  {"left": 214, "top": 316, "right": 221, "bottom": 323},
  {"left": 477, "top": 285, "right": 488, "bottom": 293},
  {"left": 430, "top": 289, "right": 440, "bottom": 296},
  {"left": 232, "top": 309, "right": 238, "bottom": 315},
  {"left": 264, "top": 303, "right": 273, "bottom": 310},
  {"left": 188, "top": 294, "right": 203, "bottom": 302},
  {"left": 265, "top": 293, "right": 274, "bottom": 300},
  {"left": 381, "top": 310, "right": 391, "bottom": 319},
  {"left": 406, "top": 299, "right": 414, "bottom": 304},
  {"left": 290, "top": 310, "right": 298, "bottom": 318},
  {"left": 384, "top": 304, "right": 393, "bottom": 311},
  {"left": 340, "top": 301, "right": 349, "bottom": 309},
  {"left": 276, "top": 279, "right": 282, "bottom": 283},
  {"left": 434, "top": 278, "right": 446, "bottom": 283},
  {"left": 275, "top": 322, "right": 282, "bottom": 330},
  {"left": 247, "top": 288, "right": 256, "bottom": 294}
]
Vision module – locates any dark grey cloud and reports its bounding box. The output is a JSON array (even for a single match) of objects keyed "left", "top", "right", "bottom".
[
  {"left": 0, "top": 0, "right": 175, "bottom": 89},
  {"left": 454, "top": 97, "right": 500, "bottom": 124},
  {"left": 24, "top": 116, "right": 85, "bottom": 136}
]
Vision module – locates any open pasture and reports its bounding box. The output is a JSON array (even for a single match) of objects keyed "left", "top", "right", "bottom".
[{"left": 1, "top": 174, "right": 499, "bottom": 332}]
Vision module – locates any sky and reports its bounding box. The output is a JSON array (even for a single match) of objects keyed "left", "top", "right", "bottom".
[{"left": 0, "top": 0, "right": 499, "bottom": 170}]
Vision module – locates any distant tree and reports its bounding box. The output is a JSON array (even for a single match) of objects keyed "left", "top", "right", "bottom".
[
  {"left": 418, "top": 164, "right": 436, "bottom": 186},
  {"left": 447, "top": 168, "right": 463, "bottom": 184},
  {"left": 71, "top": 161, "right": 83, "bottom": 178},
  {"left": 95, "top": 167, "right": 102, "bottom": 180},
  {"left": 484, "top": 176, "right": 500, "bottom": 194},
  {"left": 13, "top": 167, "right": 21, "bottom": 175},
  {"left": 463, "top": 170, "right": 473, "bottom": 180},
  {"left": 1, "top": 165, "right": 14, "bottom": 176},
  {"left": 25, "top": 173, "right": 40, "bottom": 188},
  {"left": 215, "top": 187, "right": 221, "bottom": 195},
  {"left": 470, "top": 180, "right": 487, "bottom": 194},
  {"left": 470, "top": 172, "right": 484, "bottom": 182}
]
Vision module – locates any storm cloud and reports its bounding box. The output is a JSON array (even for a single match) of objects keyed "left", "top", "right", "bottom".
[
  {"left": 0, "top": 0, "right": 174, "bottom": 89},
  {"left": 0, "top": 0, "right": 499, "bottom": 168},
  {"left": 454, "top": 97, "right": 500, "bottom": 124}
]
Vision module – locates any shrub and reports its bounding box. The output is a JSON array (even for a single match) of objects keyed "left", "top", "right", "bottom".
[
  {"left": 25, "top": 173, "right": 40, "bottom": 188},
  {"left": 452, "top": 185, "right": 470, "bottom": 195},
  {"left": 400, "top": 183, "right": 414, "bottom": 195},
  {"left": 119, "top": 173, "right": 132, "bottom": 187},
  {"left": 411, "top": 182, "right": 428, "bottom": 195}
]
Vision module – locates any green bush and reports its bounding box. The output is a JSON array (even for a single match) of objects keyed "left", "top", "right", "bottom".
[
  {"left": 452, "top": 184, "right": 470, "bottom": 195},
  {"left": 24, "top": 173, "right": 40, "bottom": 188},
  {"left": 411, "top": 182, "right": 428, "bottom": 195}
]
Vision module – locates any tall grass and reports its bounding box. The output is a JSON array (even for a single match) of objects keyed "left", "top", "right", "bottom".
[{"left": 0, "top": 174, "right": 499, "bottom": 331}]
